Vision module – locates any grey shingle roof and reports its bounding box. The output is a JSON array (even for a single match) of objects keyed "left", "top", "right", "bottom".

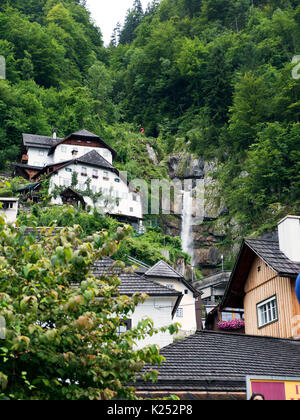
[
  {"left": 76, "top": 150, "right": 116, "bottom": 172},
  {"left": 245, "top": 238, "right": 300, "bottom": 277},
  {"left": 71, "top": 129, "right": 100, "bottom": 138},
  {"left": 221, "top": 237, "right": 300, "bottom": 309},
  {"left": 145, "top": 260, "right": 183, "bottom": 279},
  {"left": 136, "top": 330, "right": 300, "bottom": 392},
  {"left": 145, "top": 260, "right": 201, "bottom": 297},
  {"left": 92, "top": 258, "right": 182, "bottom": 297},
  {"left": 23, "top": 133, "right": 62, "bottom": 149}
]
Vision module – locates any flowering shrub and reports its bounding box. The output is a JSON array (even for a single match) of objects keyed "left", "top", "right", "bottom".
[{"left": 217, "top": 319, "right": 245, "bottom": 330}]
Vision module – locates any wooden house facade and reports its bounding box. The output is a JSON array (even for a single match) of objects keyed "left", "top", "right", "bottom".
[{"left": 221, "top": 219, "right": 300, "bottom": 339}]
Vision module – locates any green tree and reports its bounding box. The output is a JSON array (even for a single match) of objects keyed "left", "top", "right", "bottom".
[{"left": 0, "top": 217, "right": 179, "bottom": 400}]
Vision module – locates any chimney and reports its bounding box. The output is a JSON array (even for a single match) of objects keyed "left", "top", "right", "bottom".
[
  {"left": 278, "top": 215, "right": 300, "bottom": 262},
  {"left": 52, "top": 128, "right": 57, "bottom": 140}
]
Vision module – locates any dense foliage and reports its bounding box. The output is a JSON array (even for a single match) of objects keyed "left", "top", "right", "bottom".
[
  {"left": 0, "top": 217, "right": 179, "bottom": 400},
  {"left": 1, "top": 0, "right": 300, "bottom": 238},
  {"left": 17, "top": 205, "right": 189, "bottom": 267},
  {"left": 109, "top": 0, "right": 300, "bottom": 232}
]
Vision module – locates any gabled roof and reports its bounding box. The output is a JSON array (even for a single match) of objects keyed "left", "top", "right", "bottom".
[
  {"left": 76, "top": 150, "right": 116, "bottom": 172},
  {"left": 136, "top": 330, "right": 300, "bottom": 393},
  {"left": 32, "top": 150, "right": 119, "bottom": 180},
  {"left": 245, "top": 238, "right": 300, "bottom": 277},
  {"left": 221, "top": 238, "right": 300, "bottom": 309},
  {"left": 71, "top": 129, "right": 100, "bottom": 138},
  {"left": 145, "top": 260, "right": 184, "bottom": 279},
  {"left": 48, "top": 129, "right": 117, "bottom": 159},
  {"left": 92, "top": 257, "right": 182, "bottom": 298},
  {"left": 145, "top": 260, "right": 201, "bottom": 298}
]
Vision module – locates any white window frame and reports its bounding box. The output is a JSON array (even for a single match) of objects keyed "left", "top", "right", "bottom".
[
  {"left": 257, "top": 296, "right": 278, "bottom": 328},
  {"left": 176, "top": 307, "right": 184, "bottom": 318}
]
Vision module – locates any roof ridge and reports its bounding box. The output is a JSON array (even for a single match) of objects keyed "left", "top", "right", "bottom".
[
  {"left": 245, "top": 237, "right": 278, "bottom": 243},
  {"left": 77, "top": 149, "right": 115, "bottom": 168},
  {"left": 146, "top": 260, "right": 184, "bottom": 278},
  {"left": 198, "top": 329, "right": 300, "bottom": 343}
]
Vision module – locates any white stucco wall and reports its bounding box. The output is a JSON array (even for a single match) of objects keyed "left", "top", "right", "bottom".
[
  {"left": 27, "top": 147, "right": 53, "bottom": 167},
  {"left": 0, "top": 198, "right": 19, "bottom": 224},
  {"left": 53, "top": 144, "right": 113, "bottom": 165},
  {"left": 130, "top": 297, "right": 177, "bottom": 349},
  {"left": 27, "top": 144, "right": 113, "bottom": 168},
  {"left": 152, "top": 278, "right": 197, "bottom": 336},
  {"left": 49, "top": 163, "right": 143, "bottom": 219}
]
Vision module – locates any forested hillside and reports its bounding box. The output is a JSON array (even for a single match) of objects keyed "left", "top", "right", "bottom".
[{"left": 1, "top": 0, "right": 300, "bottom": 255}]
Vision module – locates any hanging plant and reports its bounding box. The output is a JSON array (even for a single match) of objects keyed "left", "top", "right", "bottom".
[{"left": 217, "top": 319, "right": 245, "bottom": 330}]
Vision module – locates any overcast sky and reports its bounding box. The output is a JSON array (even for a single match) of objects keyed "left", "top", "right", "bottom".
[{"left": 85, "top": 0, "right": 151, "bottom": 46}]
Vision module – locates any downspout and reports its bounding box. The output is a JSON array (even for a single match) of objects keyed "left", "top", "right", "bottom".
[{"left": 172, "top": 293, "right": 184, "bottom": 320}]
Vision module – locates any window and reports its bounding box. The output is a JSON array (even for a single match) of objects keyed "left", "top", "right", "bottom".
[
  {"left": 92, "top": 169, "right": 99, "bottom": 179},
  {"left": 61, "top": 146, "right": 67, "bottom": 153},
  {"left": 65, "top": 168, "right": 72, "bottom": 173},
  {"left": 117, "top": 320, "right": 132, "bottom": 335},
  {"left": 114, "top": 178, "right": 120, "bottom": 183},
  {"left": 257, "top": 296, "right": 278, "bottom": 328},
  {"left": 81, "top": 167, "right": 87, "bottom": 176},
  {"left": 129, "top": 207, "right": 134, "bottom": 213},
  {"left": 132, "top": 194, "right": 137, "bottom": 202},
  {"left": 1, "top": 201, "right": 14, "bottom": 210},
  {"left": 103, "top": 171, "right": 109, "bottom": 181},
  {"left": 176, "top": 308, "right": 184, "bottom": 318}
]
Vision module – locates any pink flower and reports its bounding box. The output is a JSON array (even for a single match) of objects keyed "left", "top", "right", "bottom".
[{"left": 217, "top": 319, "right": 245, "bottom": 330}]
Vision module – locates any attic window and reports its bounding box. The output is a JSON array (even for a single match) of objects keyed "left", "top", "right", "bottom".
[
  {"left": 258, "top": 266, "right": 261, "bottom": 272},
  {"left": 257, "top": 296, "right": 278, "bottom": 328}
]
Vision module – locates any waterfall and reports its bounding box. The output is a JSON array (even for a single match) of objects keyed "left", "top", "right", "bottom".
[{"left": 181, "top": 186, "right": 194, "bottom": 264}]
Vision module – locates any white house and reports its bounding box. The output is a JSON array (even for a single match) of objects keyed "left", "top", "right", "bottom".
[
  {"left": 92, "top": 258, "right": 183, "bottom": 349},
  {"left": 14, "top": 129, "right": 143, "bottom": 225},
  {"left": 0, "top": 197, "right": 19, "bottom": 224},
  {"left": 143, "top": 260, "right": 203, "bottom": 338}
]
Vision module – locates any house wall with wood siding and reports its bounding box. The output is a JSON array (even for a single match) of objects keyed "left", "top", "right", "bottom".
[{"left": 243, "top": 256, "right": 300, "bottom": 338}]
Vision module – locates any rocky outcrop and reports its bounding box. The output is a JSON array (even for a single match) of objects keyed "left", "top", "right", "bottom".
[{"left": 165, "top": 152, "right": 235, "bottom": 275}]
